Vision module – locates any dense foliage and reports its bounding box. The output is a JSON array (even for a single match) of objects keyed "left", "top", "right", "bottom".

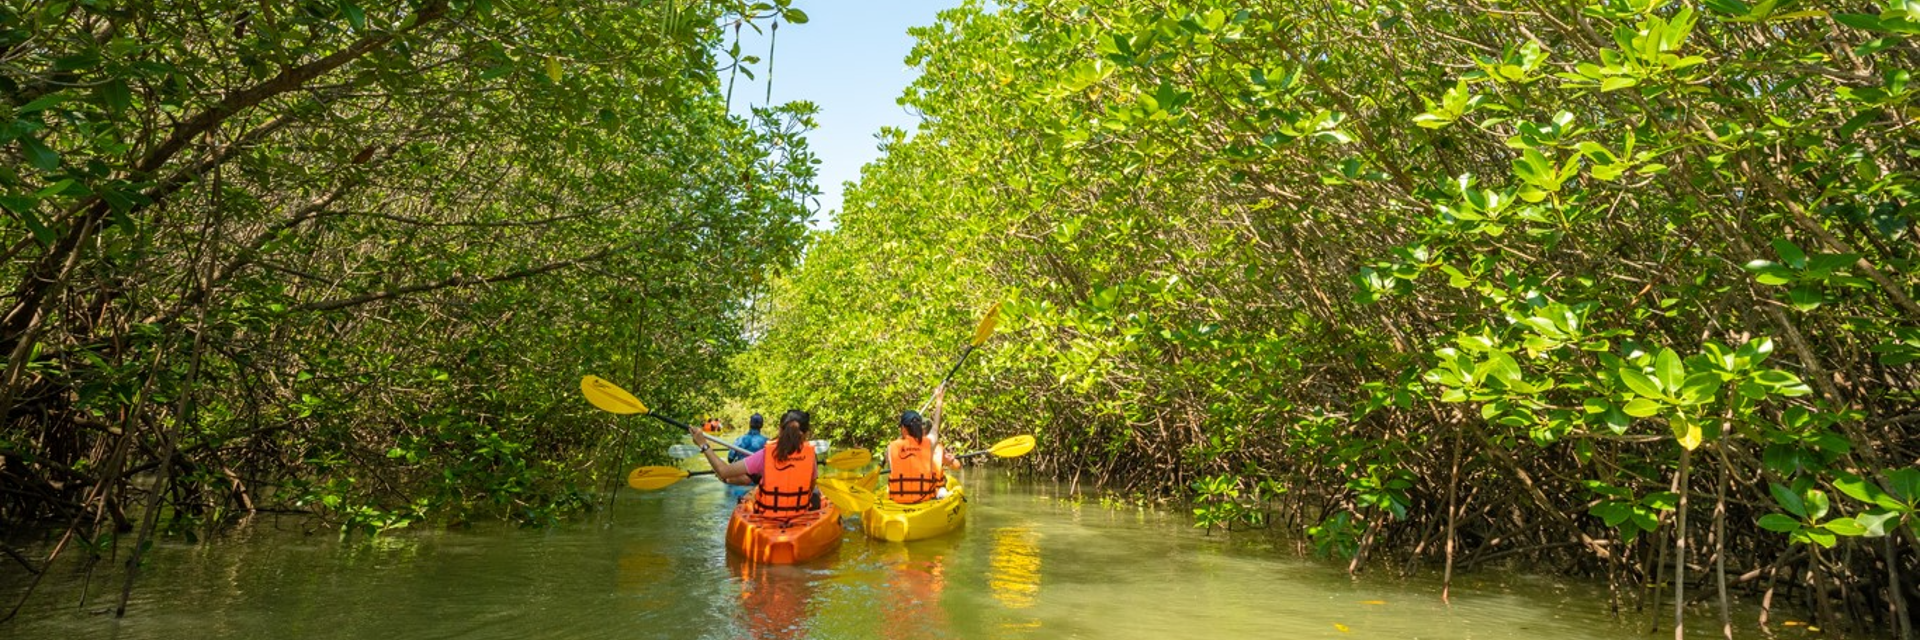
[
  {"left": 0, "top": 0, "right": 815, "bottom": 599},
  {"left": 741, "top": 0, "right": 1918, "bottom": 635}
]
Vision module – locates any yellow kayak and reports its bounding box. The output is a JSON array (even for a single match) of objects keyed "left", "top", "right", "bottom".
[{"left": 862, "top": 475, "right": 966, "bottom": 542}]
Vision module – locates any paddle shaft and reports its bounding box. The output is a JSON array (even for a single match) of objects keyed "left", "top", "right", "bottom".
[
  {"left": 917, "top": 345, "right": 978, "bottom": 414},
  {"left": 641, "top": 413, "right": 751, "bottom": 456},
  {"left": 881, "top": 437, "right": 1029, "bottom": 473}
]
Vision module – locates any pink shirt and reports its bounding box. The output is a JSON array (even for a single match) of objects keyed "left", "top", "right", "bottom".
[{"left": 741, "top": 448, "right": 818, "bottom": 479}]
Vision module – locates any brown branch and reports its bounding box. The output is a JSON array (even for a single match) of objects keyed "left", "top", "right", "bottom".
[{"left": 293, "top": 243, "right": 625, "bottom": 312}]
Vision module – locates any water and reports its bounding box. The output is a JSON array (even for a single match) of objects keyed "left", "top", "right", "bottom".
[{"left": 1, "top": 470, "right": 1811, "bottom": 639}]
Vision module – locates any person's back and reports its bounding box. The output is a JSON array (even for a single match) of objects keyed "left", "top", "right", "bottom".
[
  {"left": 887, "top": 410, "right": 948, "bottom": 505},
  {"left": 754, "top": 409, "right": 820, "bottom": 514},
  {"left": 729, "top": 413, "right": 768, "bottom": 463}
]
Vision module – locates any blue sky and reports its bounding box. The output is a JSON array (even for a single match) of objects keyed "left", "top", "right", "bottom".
[{"left": 724, "top": 1, "right": 965, "bottom": 228}]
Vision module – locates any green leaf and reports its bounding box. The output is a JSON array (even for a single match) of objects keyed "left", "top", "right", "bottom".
[
  {"left": 1771, "top": 237, "right": 1807, "bottom": 269},
  {"left": 1678, "top": 372, "right": 1722, "bottom": 405},
  {"left": 1623, "top": 397, "right": 1663, "bottom": 417},
  {"left": 339, "top": 0, "right": 366, "bottom": 29},
  {"left": 1643, "top": 491, "right": 1679, "bottom": 510},
  {"left": 783, "top": 8, "right": 810, "bottom": 23},
  {"left": 16, "top": 92, "right": 72, "bottom": 114},
  {"left": 1752, "top": 369, "right": 1802, "bottom": 388},
  {"left": 1758, "top": 513, "right": 1802, "bottom": 533},
  {"left": 1619, "top": 367, "right": 1664, "bottom": 398},
  {"left": 1627, "top": 508, "right": 1658, "bottom": 534},
  {"left": 1591, "top": 502, "right": 1631, "bottom": 526},
  {"left": 1703, "top": 0, "right": 1752, "bottom": 18},
  {"left": 98, "top": 78, "right": 131, "bottom": 111},
  {"left": 1485, "top": 351, "right": 1523, "bottom": 384},
  {"left": 1856, "top": 510, "right": 1900, "bottom": 536},
  {"left": 1806, "top": 489, "right": 1830, "bottom": 520},
  {"left": 1601, "top": 76, "right": 1639, "bottom": 92},
  {"left": 1834, "top": 473, "right": 1888, "bottom": 505},
  {"left": 1834, "top": 13, "right": 1886, "bottom": 31},
  {"left": 1822, "top": 517, "right": 1867, "bottom": 536},
  {"left": 1787, "top": 285, "right": 1824, "bottom": 310},
  {"left": 20, "top": 136, "right": 59, "bottom": 171},
  {"left": 1654, "top": 348, "right": 1684, "bottom": 391},
  {"left": 1772, "top": 482, "right": 1807, "bottom": 518},
  {"left": 1888, "top": 467, "right": 1920, "bottom": 503}
]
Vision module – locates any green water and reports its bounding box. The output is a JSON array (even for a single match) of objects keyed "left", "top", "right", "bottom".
[{"left": 3, "top": 470, "right": 1809, "bottom": 639}]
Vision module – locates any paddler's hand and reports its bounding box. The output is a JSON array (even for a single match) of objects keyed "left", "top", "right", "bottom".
[{"left": 686, "top": 424, "right": 708, "bottom": 451}]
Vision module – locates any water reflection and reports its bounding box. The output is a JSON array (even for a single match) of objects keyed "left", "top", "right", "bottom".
[
  {"left": 617, "top": 543, "right": 674, "bottom": 622},
  {"left": 1, "top": 471, "right": 1796, "bottom": 640},
  {"left": 730, "top": 556, "right": 816, "bottom": 638},
  {"left": 987, "top": 526, "right": 1040, "bottom": 609},
  {"left": 986, "top": 526, "right": 1043, "bottom": 636},
  {"left": 879, "top": 543, "right": 955, "bottom": 640}
]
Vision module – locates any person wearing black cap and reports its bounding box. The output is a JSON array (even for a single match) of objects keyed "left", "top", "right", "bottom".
[
  {"left": 729, "top": 413, "right": 769, "bottom": 463},
  {"left": 885, "top": 387, "right": 959, "bottom": 504}
]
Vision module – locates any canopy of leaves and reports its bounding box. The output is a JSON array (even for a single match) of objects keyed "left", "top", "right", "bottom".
[
  {"left": 0, "top": 0, "right": 816, "bottom": 537},
  {"left": 741, "top": 0, "right": 1918, "bottom": 632}
]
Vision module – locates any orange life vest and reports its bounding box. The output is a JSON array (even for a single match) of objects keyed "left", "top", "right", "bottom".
[
  {"left": 755, "top": 444, "right": 816, "bottom": 514},
  {"left": 887, "top": 436, "right": 944, "bottom": 504}
]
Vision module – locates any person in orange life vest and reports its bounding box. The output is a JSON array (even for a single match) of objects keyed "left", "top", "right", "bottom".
[
  {"left": 689, "top": 409, "right": 821, "bottom": 512},
  {"left": 887, "top": 387, "right": 959, "bottom": 504}
]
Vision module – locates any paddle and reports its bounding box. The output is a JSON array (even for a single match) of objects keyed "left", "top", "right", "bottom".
[
  {"left": 860, "top": 434, "right": 1029, "bottom": 499},
  {"left": 582, "top": 375, "right": 753, "bottom": 456},
  {"left": 870, "top": 434, "right": 1038, "bottom": 479},
  {"left": 632, "top": 466, "right": 874, "bottom": 514},
  {"left": 958, "top": 434, "right": 1036, "bottom": 460},
  {"left": 817, "top": 476, "right": 878, "bottom": 513},
  {"left": 628, "top": 462, "right": 880, "bottom": 514},
  {"left": 918, "top": 302, "right": 1002, "bottom": 414},
  {"left": 628, "top": 466, "right": 714, "bottom": 490},
  {"left": 667, "top": 441, "right": 871, "bottom": 470}
]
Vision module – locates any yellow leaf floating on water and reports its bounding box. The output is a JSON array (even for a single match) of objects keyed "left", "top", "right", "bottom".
[
  {"left": 1334, "top": 623, "right": 1350, "bottom": 633},
  {"left": 1360, "top": 600, "right": 1387, "bottom": 605}
]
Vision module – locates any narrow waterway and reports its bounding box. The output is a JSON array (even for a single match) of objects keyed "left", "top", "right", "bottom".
[{"left": 3, "top": 470, "right": 1812, "bottom": 639}]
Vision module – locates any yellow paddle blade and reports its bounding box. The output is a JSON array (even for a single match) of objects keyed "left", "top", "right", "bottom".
[
  {"left": 987, "top": 434, "right": 1036, "bottom": 458},
  {"left": 826, "top": 469, "right": 883, "bottom": 488},
  {"left": 970, "top": 301, "right": 1003, "bottom": 346},
  {"left": 627, "top": 466, "right": 690, "bottom": 490},
  {"left": 817, "top": 477, "right": 876, "bottom": 513},
  {"left": 824, "top": 447, "right": 872, "bottom": 470},
  {"left": 582, "top": 375, "right": 648, "bottom": 415}
]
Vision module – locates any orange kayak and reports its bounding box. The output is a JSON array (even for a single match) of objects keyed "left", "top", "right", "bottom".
[{"left": 725, "top": 493, "right": 842, "bottom": 564}]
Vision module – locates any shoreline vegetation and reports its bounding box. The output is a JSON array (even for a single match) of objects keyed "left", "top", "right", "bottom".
[
  {"left": 0, "top": 0, "right": 815, "bottom": 622},
  {"left": 737, "top": 1, "right": 1919, "bottom": 638},
  {"left": 2, "top": 1, "right": 1916, "bottom": 637}
]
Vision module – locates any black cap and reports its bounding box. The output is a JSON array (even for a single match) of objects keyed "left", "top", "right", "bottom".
[
  {"left": 899, "top": 410, "right": 923, "bottom": 427},
  {"left": 749, "top": 413, "right": 764, "bottom": 431}
]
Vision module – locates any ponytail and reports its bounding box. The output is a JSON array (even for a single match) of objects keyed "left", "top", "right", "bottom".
[
  {"left": 904, "top": 415, "right": 926, "bottom": 442},
  {"left": 774, "top": 409, "right": 809, "bottom": 460}
]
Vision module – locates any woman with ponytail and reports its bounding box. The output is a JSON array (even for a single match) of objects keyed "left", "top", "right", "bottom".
[{"left": 690, "top": 409, "right": 822, "bottom": 512}]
